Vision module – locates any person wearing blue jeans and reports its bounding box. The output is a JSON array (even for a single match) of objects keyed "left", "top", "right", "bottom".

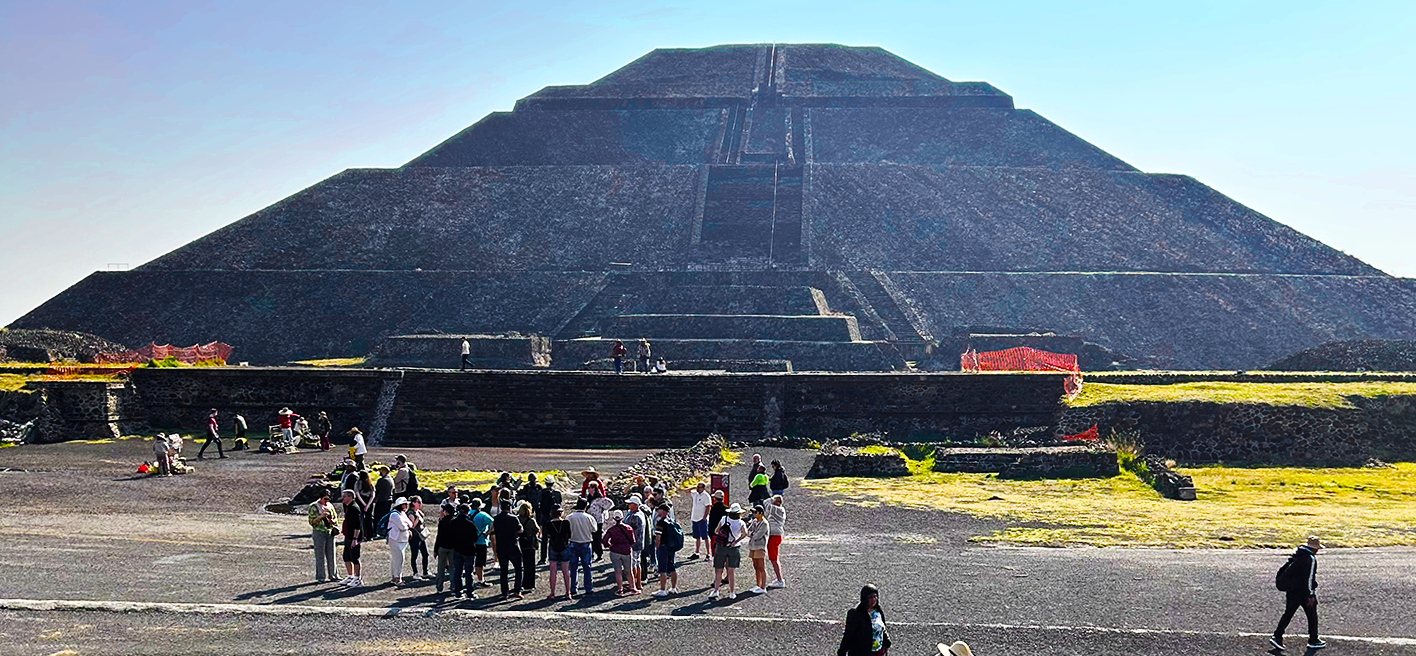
[{"left": 566, "top": 500, "right": 598, "bottom": 595}]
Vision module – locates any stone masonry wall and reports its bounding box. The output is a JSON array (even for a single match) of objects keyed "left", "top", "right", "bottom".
[{"left": 1060, "top": 396, "right": 1416, "bottom": 465}]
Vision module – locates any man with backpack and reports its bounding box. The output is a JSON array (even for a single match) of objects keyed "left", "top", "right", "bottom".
[
  {"left": 1271, "top": 536, "right": 1326, "bottom": 652},
  {"left": 651, "top": 503, "right": 683, "bottom": 597}
]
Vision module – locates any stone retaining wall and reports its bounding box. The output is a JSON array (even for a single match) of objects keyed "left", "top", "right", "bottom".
[
  {"left": 934, "top": 445, "right": 1118, "bottom": 479},
  {"left": 1060, "top": 397, "right": 1416, "bottom": 465}
]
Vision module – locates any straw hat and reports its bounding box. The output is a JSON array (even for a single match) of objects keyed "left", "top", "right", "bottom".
[
  {"left": 278, "top": 407, "right": 293, "bottom": 415},
  {"left": 581, "top": 467, "right": 599, "bottom": 478},
  {"left": 938, "top": 642, "right": 972, "bottom": 656}
]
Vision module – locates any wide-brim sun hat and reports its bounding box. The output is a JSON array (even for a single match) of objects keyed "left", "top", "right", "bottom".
[
  {"left": 393, "top": 497, "right": 409, "bottom": 507},
  {"left": 278, "top": 408, "right": 292, "bottom": 415},
  {"left": 581, "top": 467, "right": 598, "bottom": 477},
  {"left": 938, "top": 641, "right": 972, "bottom": 656},
  {"left": 712, "top": 489, "right": 725, "bottom": 498},
  {"left": 727, "top": 503, "right": 742, "bottom": 514}
]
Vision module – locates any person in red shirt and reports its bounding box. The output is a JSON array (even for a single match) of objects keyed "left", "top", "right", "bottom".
[
  {"left": 197, "top": 408, "right": 226, "bottom": 459},
  {"left": 277, "top": 407, "right": 301, "bottom": 447}
]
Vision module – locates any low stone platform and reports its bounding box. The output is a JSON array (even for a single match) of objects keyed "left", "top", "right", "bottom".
[
  {"left": 805, "top": 446, "right": 910, "bottom": 478},
  {"left": 935, "top": 444, "right": 1118, "bottom": 479}
]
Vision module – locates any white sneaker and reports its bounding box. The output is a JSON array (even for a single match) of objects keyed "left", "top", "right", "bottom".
[
  {"left": 669, "top": 587, "right": 679, "bottom": 594},
  {"left": 767, "top": 579, "right": 785, "bottom": 589},
  {"left": 707, "top": 590, "right": 719, "bottom": 600},
  {"left": 726, "top": 592, "right": 736, "bottom": 600},
  {"left": 652, "top": 589, "right": 668, "bottom": 598},
  {"left": 748, "top": 586, "right": 766, "bottom": 594},
  {"left": 346, "top": 577, "right": 360, "bottom": 588},
  {"left": 338, "top": 576, "right": 353, "bottom": 585}
]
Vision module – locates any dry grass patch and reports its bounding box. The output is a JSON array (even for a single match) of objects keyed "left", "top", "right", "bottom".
[
  {"left": 1072, "top": 381, "right": 1416, "bottom": 409},
  {"left": 802, "top": 463, "right": 1416, "bottom": 548},
  {"left": 417, "top": 469, "right": 568, "bottom": 493}
]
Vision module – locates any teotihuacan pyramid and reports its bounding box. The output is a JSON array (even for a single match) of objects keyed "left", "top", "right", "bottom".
[{"left": 14, "top": 44, "right": 1416, "bottom": 369}]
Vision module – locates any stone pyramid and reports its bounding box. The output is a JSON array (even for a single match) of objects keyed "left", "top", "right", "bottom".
[{"left": 14, "top": 44, "right": 1416, "bottom": 368}]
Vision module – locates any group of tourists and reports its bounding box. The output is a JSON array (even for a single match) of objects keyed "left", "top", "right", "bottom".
[{"left": 312, "top": 454, "right": 793, "bottom": 605}]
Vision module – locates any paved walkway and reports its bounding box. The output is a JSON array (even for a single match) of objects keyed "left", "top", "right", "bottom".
[{"left": 0, "top": 440, "right": 1412, "bottom": 655}]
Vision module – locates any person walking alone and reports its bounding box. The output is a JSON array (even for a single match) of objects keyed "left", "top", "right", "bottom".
[
  {"left": 461, "top": 338, "right": 473, "bottom": 371},
  {"left": 308, "top": 487, "right": 339, "bottom": 582},
  {"left": 197, "top": 408, "right": 226, "bottom": 459},
  {"left": 339, "top": 490, "right": 364, "bottom": 588},
  {"left": 838, "top": 584, "right": 891, "bottom": 656},
  {"left": 1272, "top": 536, "right": 1326, "bottom": 652},
  {"left": 567, "top": 500, "right": 598, "bottom": 596}
]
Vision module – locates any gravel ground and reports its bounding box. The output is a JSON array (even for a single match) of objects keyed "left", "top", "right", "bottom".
[{"left": 1, "top": 440, "right": 1413, "bottom": 654}]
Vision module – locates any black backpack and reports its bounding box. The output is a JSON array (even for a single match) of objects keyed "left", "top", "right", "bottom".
[
  {"left": 1275, "top": 553, "right": 1303, "bottom": 591},
  {"left": 405, "top": 467, "right": 420, "bottom": 496}
]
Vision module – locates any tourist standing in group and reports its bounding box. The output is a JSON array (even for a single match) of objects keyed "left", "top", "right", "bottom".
[
  {"left": 587, "top": 486, "right": 613, "bottom": 562},
  {"left": 340, "top": 460, "right": 361, "bottom": 492},
  {"left": 308, "top": 487, "right": 339, "bottom": 582},
  {"left": 461, "top": 337, "right": 472, "bottom": 371},
  {"left": 636, "top": 338, "right": 651, "bottom": 373},
  {"left": 838, "top": 584, "right": 891, "bottom": 656},
  {"left": 537, "top": 477, "right": 563, "bottom": 563},
  {"left": 709, "top": 503, "right": 747, "bottom": 600},
  {"left": 544, "top": 506, "right": 573, "bottom": 599},
  {"left": 770, "top": 460, "right": 789, "bottom": 497},
  {"left": 707, "top": 490, "right": 727, "bottom": 556},
  {"left": 766, "top": 494, "right": 787, "bottom": 588},
  {"left": 515, "top": 500, "right": 539, "bottom": 592},
  {"left": 433, "top": 502, "right": 456, "bottom": 593},
  {"left": 517, "top": 473, "right": 545, "bottom": 511},
  {"left": 748, "top": 469, "right": 772, "bottom": 505},
  {"left": 347, "top": 427, "right": 367, "bottom": 467},
  {"left": 339, "top": 489, "right": 364, "bottom": 588},
  {"left": 197, "top": 408, "right": 225, "bottom": 459},
  {"left": 567, "top": 500, "right": 598, "bottom": 596},
  {"left": 491, "top": 500, "right": 524, "bottom": 600},
  {"left": 689, "top": 482, "right": 712, "bottom": 559},
  {"left": 386, "top": 497, "right": 412, "bottom": 586},
  {"left": 580, "top": 468, "right": 606, "bottom": 497},
  {"left": 276, "top": 408, "right": 300, "bottom": 447},
  {"left": 1272, "top": 536, "right": 1326, "bottom": 652},
  {"left": 315, "top": 411, "right": 332, "bottom": 451},
  {"left": 624, "top": 496, "right": 647, "bottom": 590},
  {"left": 373, "top": 466, "right": 394, "bottom": 539},
  {"left": 448, "top": 505, "right": 478, "bottom": 599},
  {"left": 469, "top": 499, "right": 494, "bottom": 588},
  {"left": 393, "top": 455, "right": 413, "bottom": 496},
  {"left": 652, "top": 503, "right": 682, "bottom": 597},
  {"left": 746, "top": 505, "right": 771, "bottom": 594},
  {"left": 356, "top": 470, "right": 376, "bottom": 540},
  {"left": 610, "top": 340, "right": 627, "bottom": 374},
  {"left": 603, "top": 510, "right": 637, "bottom": 595},
  {"left": 407, "top": 497, "right": 430, "bottom": 581}
]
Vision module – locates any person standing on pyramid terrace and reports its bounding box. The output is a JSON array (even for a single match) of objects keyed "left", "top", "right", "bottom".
[
  {"left": 610, "top": 340, "right": 627, "bottom": 374},
  {"left": 460, "top": 337, "right": 472, "bottom": 371},
  {"left": 197, "top": 408, "right": 225, "bottom": 459},
  {"left": 637, "top": 338, "right": 651, "bottom": 373},
  {"left": 1271, "top": 536, "right": 1327, "bottom": 652}
]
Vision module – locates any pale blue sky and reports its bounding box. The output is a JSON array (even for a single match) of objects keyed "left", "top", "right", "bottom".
[{"left": 3, "top": 0, "right": 1413, "bottom": 326}]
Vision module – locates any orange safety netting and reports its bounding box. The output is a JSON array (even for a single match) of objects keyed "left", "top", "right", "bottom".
[
  {"left": 95, "top": 342, "right": 233, "bottom": 364},
  {"left": 961, "top": 346, "right": 1083, "bottom": 399}
]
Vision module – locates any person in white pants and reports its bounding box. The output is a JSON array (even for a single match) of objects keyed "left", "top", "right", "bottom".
[{"left": 386, "top": 497, "right": 413, "bottom": 585}]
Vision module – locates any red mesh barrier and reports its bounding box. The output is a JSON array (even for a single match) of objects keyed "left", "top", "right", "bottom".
[
  {"left": 1061, "top": 425, "right": 1099, "bottom": 442},
  {"left": 95, "top": 342, "right": 233, "bottom": 365},
  {"left": 961, "top": 346, "right": 1082, "bottom": 399}
]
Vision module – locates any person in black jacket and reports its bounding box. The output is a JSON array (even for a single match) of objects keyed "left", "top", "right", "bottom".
[
  {"left": 537, "top": 477, "right": 563, "bottom": 564},
  {"left": 433, "top": 503, "right": 455, "bottom": 593},
  {"left": 448, "top": 505, "right": 478, "bottom": 600},
  {"left": 770, "top": 460, "right": 789, "bottom": 497},
  {"left": 839, "top": 584, "right": 890, "bottom": 656},
  {"left": 1272, "top": 536, "right": 1325, "bottom": 652}
]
